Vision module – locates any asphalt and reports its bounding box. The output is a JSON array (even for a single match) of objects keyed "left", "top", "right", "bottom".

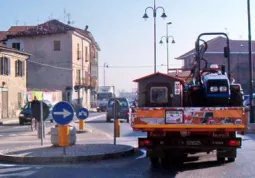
[{"left": 1, "top": 134, "right": 255, "bottom": 178}]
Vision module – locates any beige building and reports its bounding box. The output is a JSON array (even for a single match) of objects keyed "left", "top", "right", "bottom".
[
  {"left": 2, "top": 20, "right": 100, "bottom": 109},
  {"left": 0, "top": 44, "right": 30, "bottom": 119}
]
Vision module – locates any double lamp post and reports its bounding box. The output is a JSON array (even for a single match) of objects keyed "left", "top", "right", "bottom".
[{"left": 142, "top": 0, "right": 175, "bottom": 74}]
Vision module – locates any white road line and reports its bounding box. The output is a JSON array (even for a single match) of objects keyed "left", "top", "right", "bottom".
[
  {"left": 0, "top": 164, "right": 17, "bottom": 167},
  {"left": 85, "top": 114, "right": 105, "bottom": 122}
]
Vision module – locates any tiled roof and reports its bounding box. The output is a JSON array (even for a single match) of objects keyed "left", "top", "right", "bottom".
[
  {"left": 0, "top": 31, "right": 7, "bottom": 41},
  {"left": 6, "top": 19, "right": 100, "bottom": 51},
  {"left": 8, "top": 26, "right": 35, "bottom": 33},
  {"left": 133, "top": 72, "right": 185, "bottom": 83},
  {"left": 176, "top": 36, "right": 255, "bottom": 60}
]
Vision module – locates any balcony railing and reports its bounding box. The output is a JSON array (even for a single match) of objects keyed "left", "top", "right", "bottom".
[{"left": 91, "top": 77, "right": 98, "bottom": 88}]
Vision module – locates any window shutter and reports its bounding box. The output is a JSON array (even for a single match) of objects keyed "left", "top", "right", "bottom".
[
  {"left": 21, "top": 61, "right": 25, "bottom": 76},
  {"left": 0, "top": 57, "right": 3, "bottom": 75},
  {"left": 15, "top": 60, "right": 18, "bottom": 76}
]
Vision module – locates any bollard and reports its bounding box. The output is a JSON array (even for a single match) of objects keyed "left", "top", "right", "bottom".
[
  {"left": 79, "top": 120, "right": 84, "bottom": 130},
  {"left": 58, "top": 125, "right": 69, "bottom": 146},
  {"left": 115, "top": 119, "right": 120, "bottom": 137}
]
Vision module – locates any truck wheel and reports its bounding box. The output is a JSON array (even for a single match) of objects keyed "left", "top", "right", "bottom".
[
  {"left": 19, "top": 119, "right": 24, "bottom": 125},
  {"left": 217, "top": 156, "right": 225, "bottom": 163},
  {"left": 228, "top": 157, "right": 235, "bottom": 162},
  {"left": 150, "top": 157, "right": 159, "bottom": 168}
]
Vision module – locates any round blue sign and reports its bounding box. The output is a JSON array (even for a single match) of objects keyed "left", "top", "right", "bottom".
[
  {"left": 52, "top": 101, "right": 75, "bottom": 125},
  {"left": 76, "top": 108, "right": 89, "bottom": 120}
]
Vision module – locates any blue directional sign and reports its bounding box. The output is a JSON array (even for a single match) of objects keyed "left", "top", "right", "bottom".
[
  {"left": 76, "top": 107, "right": 89, "bottom": 120},
  {"left": 52, "top": 101, "right": 75, "bottom": 125}
]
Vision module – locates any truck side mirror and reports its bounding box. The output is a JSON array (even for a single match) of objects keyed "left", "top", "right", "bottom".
[
  {"left": 224, "top": 47, "right": 230, "bottom": 58},
  {"left": 221, "top": 65, "right": 226, "bottom": 75}
]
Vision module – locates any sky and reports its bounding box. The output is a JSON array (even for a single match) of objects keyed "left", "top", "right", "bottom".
[{"left": 0, "top": 0, "right": 254, "bottom": 93}]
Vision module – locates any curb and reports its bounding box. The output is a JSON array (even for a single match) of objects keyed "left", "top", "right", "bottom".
[{"left": 0, "top": 145, "right": 135, "bottom": 165}]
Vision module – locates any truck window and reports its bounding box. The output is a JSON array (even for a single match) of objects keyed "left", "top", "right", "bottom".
[
  {"left": 150, "top": 87, "right": 168, "bottom": 104},
  {"left": 98, "top": 93, "right": 113, "bottom": 100}
]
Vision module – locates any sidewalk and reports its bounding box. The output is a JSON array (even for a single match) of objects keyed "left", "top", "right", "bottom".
[{"left": 0, "top": 120, "right": 134, "bottom": 164}]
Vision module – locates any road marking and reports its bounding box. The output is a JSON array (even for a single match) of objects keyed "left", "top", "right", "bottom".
[
  {"left": 0, "top": 164, "right": 17, "bottom": 167},
  {"left": 86, "top": 114, "right": 105, "bottom": 122}
]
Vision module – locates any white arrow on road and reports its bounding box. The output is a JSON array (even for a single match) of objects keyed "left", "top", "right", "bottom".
[{"left": 54, "top": 109, "right": 71, "bottom": 118}]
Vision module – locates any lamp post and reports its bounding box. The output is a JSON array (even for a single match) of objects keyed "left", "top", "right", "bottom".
[
  {"left": 247, "top": 0, "right": 254, "bottom": 123},
  {"left": 103, "top": 62, "right": 108, "bottom": 86},
  {"left": 159, "top": 22, "right": 175, "bottom": 74},
  {"left": 142, "top": 0, "right": 167, "bottom": 73}
]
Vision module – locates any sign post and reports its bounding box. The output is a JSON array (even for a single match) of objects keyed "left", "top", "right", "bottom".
[
  {"left": 31, "top": 100, "right": 50, "bottom": 146},
  {"left": 113, "top": 99, "right": 120, "bottom": 145},
  {"left": 52, "top": 101, "right": 75, "bottom": 147},
  {"left": 76, "top": 107, "right": 89, "bottom": 130}
]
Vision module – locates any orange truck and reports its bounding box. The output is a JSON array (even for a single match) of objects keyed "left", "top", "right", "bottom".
[{"left": 130, "top": 32, "right": 248, "bottom": 167}]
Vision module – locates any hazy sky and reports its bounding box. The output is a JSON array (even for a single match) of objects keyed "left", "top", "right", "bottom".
[{"left": 0, "top": 0, "right": 254, "bottom": 93}]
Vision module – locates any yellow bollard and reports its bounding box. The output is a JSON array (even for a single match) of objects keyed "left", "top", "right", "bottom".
[
  {"left": 115, "top": 119, "right": 120, "bottom": 137},
  {"left": 58, "top": 125, "right": 69, "bottom": 146},
  {"left": 79, "top": 120, "right": 84, "bottom": 130}
]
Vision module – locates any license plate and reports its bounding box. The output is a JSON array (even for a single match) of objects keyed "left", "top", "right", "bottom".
[
  {"left": 165, "top": 111, "right": 183, "bottom": 124},
  {"left": 186, "top": 140, "right": 201, "bottom": 146}
]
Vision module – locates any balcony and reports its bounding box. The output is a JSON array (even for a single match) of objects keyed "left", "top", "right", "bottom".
[
  {"left": 91, "top": 77, "right": 98, "bottom": 88},
  {"left": 91, "top": 57, "right": 98, "bottom": 65}
]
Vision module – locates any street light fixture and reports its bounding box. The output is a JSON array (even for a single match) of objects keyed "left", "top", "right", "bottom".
[
  {"left": 103, "top": 62, "right": 108, "bottom": 86},
  {"left": 142, "top": 0, "right": 167, "bottom": 73},
  {"left": 159, "top": 22, "right": 175, "bottom": 73}
]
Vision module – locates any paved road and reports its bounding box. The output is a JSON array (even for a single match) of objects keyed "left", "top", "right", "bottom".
[
  {"left": 1, "top": 134, "right": 255, "bottom": 177},
  {"left": 0, "top": 112, "right": 100, "bottom": 140}
]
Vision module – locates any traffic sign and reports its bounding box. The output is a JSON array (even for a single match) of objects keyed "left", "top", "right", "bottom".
[
  {"left": 31, "top": 100, "right": 50, "bottom": 122},
  {"left": 76, "top": 108, "right": 89, "bottom": 120},
  {"left": 52, "top": 101, "right": 74, "bottom": 125}
]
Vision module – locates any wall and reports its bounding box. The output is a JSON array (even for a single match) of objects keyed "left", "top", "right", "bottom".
[
  {"left": 0, "top": 51, "right": 28, "bottom": 118},
  {"left": 26, "top": 90, "right": 63, "bottom": 105},
  {"left": 6, "top": 32, "right": 73, "bottom": 91},
  {"left": 71, "top": 32, "right": 92, "bottom": 108}
]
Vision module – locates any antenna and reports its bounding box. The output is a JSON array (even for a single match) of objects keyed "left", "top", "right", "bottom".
[
  {"left": 67, "top": 13, "right": 75, "bottom": 25},
  {"left": 37, "top": 16, "right": 40, "bottom": 25},
  {"left": 15, "top": 20, "right": 19, "bottom": 26},
  {"left": 224, "top": 28, "right": 229, "bottom": 36},
  {"left": 64, "top": 9, "right": 67, "bottom": 23}
]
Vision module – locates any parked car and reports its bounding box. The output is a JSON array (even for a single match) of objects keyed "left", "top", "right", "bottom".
[
  {"left": 106, "top": 98, "right": 130, "bottom": 123},
  {"left": 19, "top": 100, "right": 54, "bottom": 125}
]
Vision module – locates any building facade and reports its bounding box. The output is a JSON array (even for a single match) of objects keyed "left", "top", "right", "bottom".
[
  {"left": 2, "top": 20, "right": 100, "bottom": 109},
  {"left": 0, "top": 45, "right": 30, "bottom": 119}
]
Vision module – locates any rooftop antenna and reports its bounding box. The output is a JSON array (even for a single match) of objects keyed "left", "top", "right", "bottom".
[
  {"left": 24, "top": 21, "right": 27, "bottom": 26},
  {"left": 37, "top": 16, "right": 40, "bottom": 25},
  {"left": 67, "top": 13, "right": 75, "bottom": 25},
  {"left": 64, "top": 9, "right": 67, "bottom": 23},
  {"left": 15, "top": 20, "right": 19, "bottom": 26}
]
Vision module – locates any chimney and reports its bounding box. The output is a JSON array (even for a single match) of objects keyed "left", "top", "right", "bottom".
[{"left": 85, "top": 25, "right": 89, "bottom": 31}]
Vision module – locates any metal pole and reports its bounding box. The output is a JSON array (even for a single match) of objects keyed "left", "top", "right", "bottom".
[
  {"left": 166, "top": 24, "right": 169, "bottom": 74},
  {"left": 153, "top": 0, "right": 157, "bottom": 73},
  {"left": 40, "top": 100, "right": 44, "bottom": 145},
  {"left": 113, "top": 86, "right": 116, "bottom": 145},
  {"left": 247, "top": 0, "right": 254, "bottom": 123}
]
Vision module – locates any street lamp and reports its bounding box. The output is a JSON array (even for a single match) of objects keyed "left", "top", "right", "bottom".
[
  {"left": 142, "top": 0, "right": 167, "bottom": 73},
  {"left": 103, "top": 62, "right": 108, "bottom": 86},
  {"left": 159, "top": 22, "right": 175, "bottom": 74},
  {"left": 247, "top": 0, "right": 254, "bottom": 123}
]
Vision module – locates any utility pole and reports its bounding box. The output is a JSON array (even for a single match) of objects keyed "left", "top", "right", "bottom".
[{"left": 247, "top": 0, "right": 254, "bottom": 123}]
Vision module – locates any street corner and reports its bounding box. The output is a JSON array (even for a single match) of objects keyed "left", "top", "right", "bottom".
[
  {"left": 0, "top": 118, "right": 19, "bottom": 125},
  {"left": 0, "top": 144, "right": 135, "bottom": 165}
]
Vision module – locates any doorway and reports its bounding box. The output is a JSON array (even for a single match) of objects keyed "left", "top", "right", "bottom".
[{"left": 1, "top": 90, "right": 8, "bottom": 118}]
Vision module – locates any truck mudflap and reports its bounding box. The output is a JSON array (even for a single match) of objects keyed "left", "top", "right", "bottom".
[
  {"left": 138, "top": 137, "right": 242, "bottom": 149},
  {"left": 131, "top": 107, "right": 248, "bottom": 132}
]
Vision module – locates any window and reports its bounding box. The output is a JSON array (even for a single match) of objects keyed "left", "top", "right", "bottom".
[
  {"left": 12, "top": 43, "right": 20, "bottom": 50},
  {"left": 150, "top": 87, "right": 168, "bottom": 103},
  {"left": 15, "top": 60, "right": 25, "bottom": 77},
  {"left": 76, "top": 69, "right": 81, "bottom": 83},
  {"left": 54, "top": 41, "right": 61, "bottom": 51},
  {"left": 0, "top": 57, "right": 10, "bottom": 75},
  {"left": 85, "top": 46, "right": 88, "bottom": 62},
  {"left": 18, "top": 92, "right": 22, "bottom": 108}
]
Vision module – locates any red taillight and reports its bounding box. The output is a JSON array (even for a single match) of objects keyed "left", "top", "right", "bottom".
[
  {"left": 140, "top": 140, "right": 152, "bottom": 146},
  {"left": 228, "top": 140, "right": 241, "bottom": 147}
]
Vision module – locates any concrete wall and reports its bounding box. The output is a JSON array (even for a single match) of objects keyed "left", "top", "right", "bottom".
[{"left": 0, "top": 51, "right": 28, "bottom": 118}]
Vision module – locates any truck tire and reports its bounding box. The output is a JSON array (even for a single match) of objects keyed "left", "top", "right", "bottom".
[
  {"left": 150, "top": 157, "right": 159, "bottom": 168},
  {"left": 217, "top": 156, "right": 225, "bottom": 163},
  {"left": 228, "top": 157, "right": 235, "bottom": 162}
]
